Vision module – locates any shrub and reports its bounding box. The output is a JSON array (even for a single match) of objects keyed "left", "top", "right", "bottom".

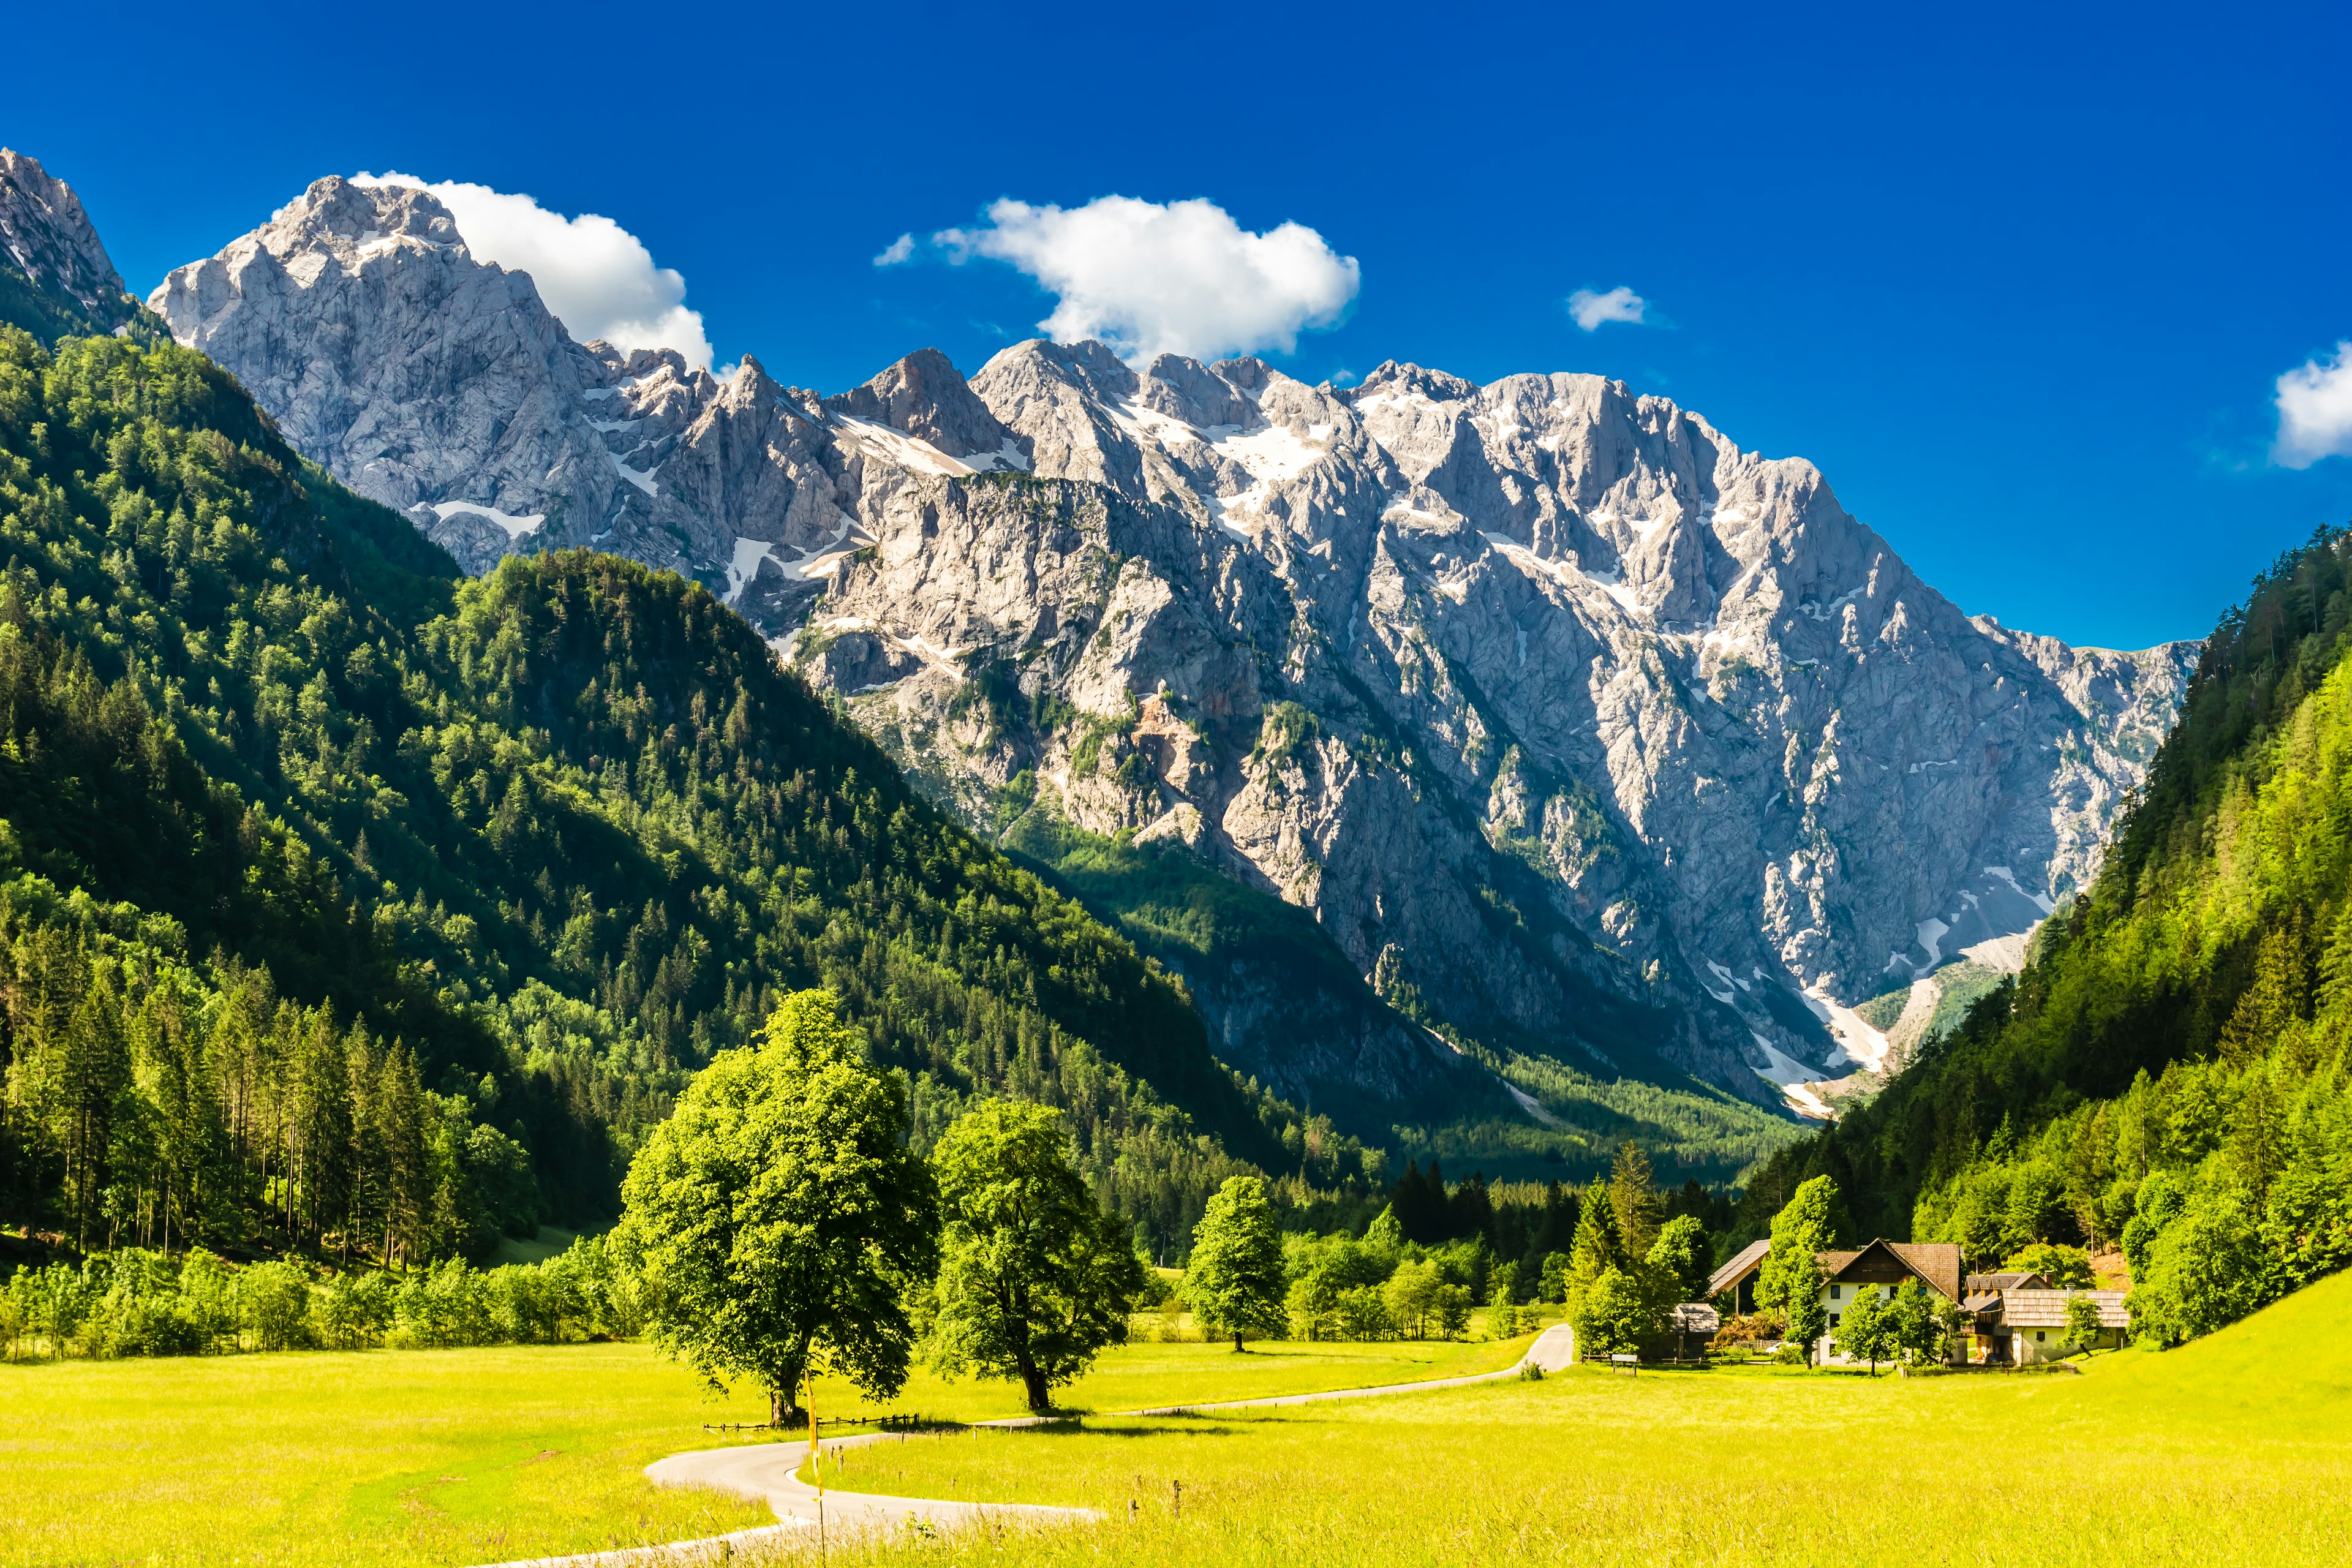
[
  {"left": 240, "top": 1262, "right": 318, "bottom": 1352},
  {"left": 317, "top": 1272, "right": 395, "bottom": 1349}
]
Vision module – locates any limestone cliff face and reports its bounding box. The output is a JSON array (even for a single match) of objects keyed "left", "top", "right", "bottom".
[
  {"left": 0, "top": 148, "right": 136, "bottom": 336},
  {"left": 151, "top": 180, "right": 2193, "bottom": 1114},
  {"left": 802, "top": 347, "right": 2195, "bottom": 1103}
]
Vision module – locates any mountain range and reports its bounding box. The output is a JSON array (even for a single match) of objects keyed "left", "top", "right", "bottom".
[{"left": 24, "top": 161, "right": 2183, "bottom": 1173}]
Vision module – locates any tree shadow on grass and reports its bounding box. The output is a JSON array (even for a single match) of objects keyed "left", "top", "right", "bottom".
[{"left": 1010, "top": 1417, "right": 1240, "bottom": 1440}]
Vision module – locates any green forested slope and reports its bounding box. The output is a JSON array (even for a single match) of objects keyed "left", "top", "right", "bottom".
[
  {"left": 996, "top": 785, "right": 1795, "bottom": 1188},
  {"left": 1747, "top": 529, "right": 2352, "bottom": 1341},
  {"left": 0, "top": 326, "right": 1376, "bottom": 1264}
]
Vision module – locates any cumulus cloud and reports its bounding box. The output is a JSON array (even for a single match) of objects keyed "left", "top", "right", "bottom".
[
  {"left": 1568, "top": 285, "right": 1648, "bottom": 330},
  {"left": 933, "top": 195, "right": 1359, "bottom": 363},
  {"left": 2273, "top": 341, "right": 2352, "bottom": 469},
  {"left": 1567, "top": 285, "right": 1649, "bottom": 331},
  {"left": 353, "top": 172, "right": 713, "bottom": 369},
  {"left": 873, "top": 232, "right": 915, "bottom": 266}
]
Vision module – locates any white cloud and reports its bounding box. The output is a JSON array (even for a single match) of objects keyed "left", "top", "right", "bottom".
[
  {"left": 935, "top": 195, "right": 1359, "bottom": 363},
  {"left": 873, "top": 232, "right": 915, "bottom": 267},
  {"left": 2273, "top": 341, "right": 2352, "bottom": 469},
  {"left": 353, "top": 171, "right": 713, "bottom": 369},
  {"left": 1568, "top": 285, "right": 1649, "bottom": 332}
]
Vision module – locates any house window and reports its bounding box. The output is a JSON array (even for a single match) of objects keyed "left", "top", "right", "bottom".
[
  {"left": 2035, "top": 1330, "right": 2046, "bottom": 1342},
  {"left": 1830, "top": 1284, "right": 1842, "bottom": 1300},
  {"left": 1830, "top": 1313, "right": 1841, "bottom": 1327}
]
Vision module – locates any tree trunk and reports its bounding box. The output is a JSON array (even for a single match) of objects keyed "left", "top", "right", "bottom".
[
  {"left": 771, "top": 1385, "right": 803, "bottom": 1427},
  {"left": 1233, "top": 1332, "right": 1243, "bottom": 1352},
  {"left": 1018, "top": 1354, "right": 1050, "bottom": 1414}
]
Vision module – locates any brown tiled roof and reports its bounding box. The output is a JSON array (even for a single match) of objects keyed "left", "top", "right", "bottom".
[
  {"left": 1999, "top": 1289, "right": 2128, "bottom": 1329},
  {"left": 1815, "top": 1238, "right": 1964, "bottom": 1302},
  {"left": 1888, "top": 1242, "right": 1964, "bottom": 1303},
  {"left": 1967, "top": 1271, "right": 2049, "bottom": 1293},
  {"left": 1706, "top": 1238, "right": 1771, "bottom": 1299}
]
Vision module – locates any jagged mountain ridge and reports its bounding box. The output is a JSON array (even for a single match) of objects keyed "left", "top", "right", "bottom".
[
  {"left": 146, "top": 174, "right": 2196, "bottom": 1129},
  {"left": 0, "top": 148, "right": 140, "bottom": 341},
  {"left": 146, "top": 178, "right": 1032, "bottom": 589}
]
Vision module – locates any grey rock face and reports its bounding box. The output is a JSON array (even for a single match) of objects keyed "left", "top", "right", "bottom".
[
  {"left": 149, "top": 179, "right": 2193, "bottom": 1113},
  {"left": 0, "top": 148, "right": 132, "bottom": 330},
  {"left": 808, "top": 345, "right": 2195, "bottom": 1106},
  {"left": 148, "top": 178, "right": 1011, "bottom": 607}
]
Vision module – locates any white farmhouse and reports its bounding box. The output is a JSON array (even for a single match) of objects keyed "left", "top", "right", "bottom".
[{"left": 1710, "top": 1238, "right": 2128, "bottom": 1367}]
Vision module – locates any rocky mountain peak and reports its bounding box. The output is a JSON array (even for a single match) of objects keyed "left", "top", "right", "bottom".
[
  {"left": 1350, "top": 360, "right": 1482, "bottom": 404},
  {"left": 0, "top": 148, "right": 130, "bottom": 328},
  {"left": 249, "top": 176, "right": 467, "bottom": 267},
  {"left": 1137, "top": 353, "right": 1254, "bottom": 427},
  {"left": 821, "top": 345, "right": 1027, "bottom": 462}
]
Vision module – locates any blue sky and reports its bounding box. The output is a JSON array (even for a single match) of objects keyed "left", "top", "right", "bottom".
[{"left": 9, "top": 0, "right": 2349, "bottom": 650}]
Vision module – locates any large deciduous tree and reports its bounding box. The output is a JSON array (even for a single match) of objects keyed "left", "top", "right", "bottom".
[
  {"left": 1756, "top": 1176, "right": 1845, "bottom": 1318},
  {"left": 1184, "top": 1175, "right": 1287, "bottom": 1350},
  {"left": 612, "top": 990, "right": 937, "bottom": 1423},
  {"left": 1757, "top": 1176, "right": 1844, "bottom": 1365},
  {"left": 924, "top": 1100, "right": 1144, "bottom": 1412}
]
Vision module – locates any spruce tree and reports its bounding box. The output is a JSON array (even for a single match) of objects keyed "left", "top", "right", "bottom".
[{"left": 1610, "top": 1141, "right": 1662, "bottom": 1261}]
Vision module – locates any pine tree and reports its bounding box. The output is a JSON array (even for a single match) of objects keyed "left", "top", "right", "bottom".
[
  {"left": 1561, "top": 1177, "right": 1624, "bottom": 1319},
  {"left": 377, "top": 1047, "right": 430, "bottom": 1269},
  {"left": 57, "top": 967, "right": 132, "bottom": 1249},
  {"left": 1610, "top": 1141, "right": 1662, "bottom": 1261}
]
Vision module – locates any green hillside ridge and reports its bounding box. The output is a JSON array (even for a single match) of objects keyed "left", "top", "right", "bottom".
[
  {"left": 1743, "top": 527, "right": 2352, "bottom": 1343},
  {"left": 0, "top": 325, "right": 1384, "bottom": 1267}
]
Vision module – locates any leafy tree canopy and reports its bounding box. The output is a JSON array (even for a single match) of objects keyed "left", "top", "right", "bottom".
[
  {"left": 1184, "top": 1175, "right": 1287, "bottom": 1349},
  {"left": 924, "top": 1099, "right": 1143, "bottom": 1411},
  {"left": 611, "top": 990, "right": 937, "bottom": 1422}
]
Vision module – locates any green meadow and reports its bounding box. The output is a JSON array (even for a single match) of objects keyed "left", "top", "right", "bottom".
[
  {"left": 851, "top": 1272, "right": 2352, "bottom": 1568},
  {"left": 0, "top": 1330, "right": 1525, "bottom": 1567},
  {"left": 6, "top": 1283, "right": 2350, "bottom": 1567}
]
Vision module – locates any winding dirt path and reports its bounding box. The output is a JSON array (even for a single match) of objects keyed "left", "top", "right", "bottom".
[{"left": 472, "top": 1326, "right": 1577, "bottom": 1567}]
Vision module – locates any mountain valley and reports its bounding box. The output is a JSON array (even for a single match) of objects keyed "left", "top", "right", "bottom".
[{"left": 141, "top": 172, "right": 2197, "bottom": 1163}]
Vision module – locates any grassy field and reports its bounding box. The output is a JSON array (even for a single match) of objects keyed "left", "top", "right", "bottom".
[
  {"left": 838, "top": 1271, "right": 2352, "bottom": 1568},
  {"left": 0, "top": 1327, "right": 1528, "bottom": 1566},
  {"left": 9, "top": 1281, "right": 2350, "bottom": 1568}
]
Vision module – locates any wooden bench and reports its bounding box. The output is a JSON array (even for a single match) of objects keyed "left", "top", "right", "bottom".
[{"left": 1609, "top": 1354, "right": 1639, "bottom": 1374}]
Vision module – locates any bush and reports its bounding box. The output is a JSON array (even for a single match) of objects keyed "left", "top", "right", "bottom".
[
  {"left": 317, "top": 1272, "right": 395, "bottom": 1349},
  {"left": 1771, "top": 1343, "right": 1807, "bottom": 1365},
  {"left": 1335, "top": 1284, "right": 1394, "bottom": 1341},
  {"left": 396, "top": 1259, "right": 496, "bottom": 1348},
  {"left": 0, "top": 1237, "right": 650, "bottom": 1360},
  {"left": 240, "top": 1262, "right": 318, "bottom": 1351}
]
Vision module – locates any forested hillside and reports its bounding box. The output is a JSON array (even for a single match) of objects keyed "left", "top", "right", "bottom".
[
  {"left": 0, "top": 323, "right": 1381, "bottom": 1267},
  {"left": 1744, "top": 529, "right": 2352, "bottom": 1341}
]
